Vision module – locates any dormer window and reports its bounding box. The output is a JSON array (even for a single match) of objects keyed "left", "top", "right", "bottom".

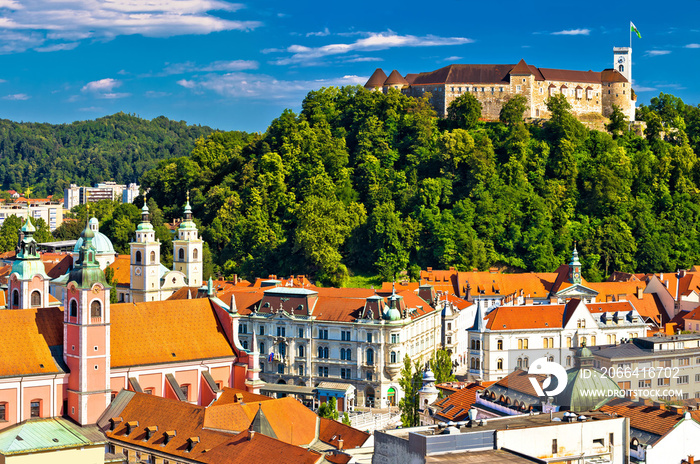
[
  {"left": 187, "top": 437, "right": 200, "bottom": 452},
  {"left": 163, "top": 430, "right": 176, "bottom": 445},
  {"left": 145, "top": 426, "right": 158, "bottom": 440},
  {"left": 126, "top": 421, "right": 139, "bottom": 435}
]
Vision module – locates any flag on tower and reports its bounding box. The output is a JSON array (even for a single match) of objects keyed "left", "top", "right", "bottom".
[{"left": 631, "top": 22, "right": 642, "bottom": 39}]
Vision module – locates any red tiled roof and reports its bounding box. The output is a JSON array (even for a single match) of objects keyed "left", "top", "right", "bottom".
[
  {"left": 485, "top": 304, "right": 566, "bottom": 330},
  {"left": 433, "top": 383, "right": 495, "bottom": 421},
  {"left": 199, "top": 431, "right": 322, "bottom": 464},
  {"left": 683, "top": 305, "right": 700, "bottom": 321},
  {"left": 110, "top": 299, "right": 235, "bottom": 368},
  {"left": 384, "top": 69, "right": 408, "bottom": 86},
  {"left": 107, "top": 255, "right": 131, "bottom": 286},
  {"left": 364, "top": 68, "right": 387, "bottom": 88},
  {"left": 510, "top": 59, "right": 531, "bottom": 75},
  {"left": 600, "top": 69, "right": 628, "bottom": 83},
  {"left": 214, "top": 387, "right": 274, "bottom": 406},
  {"left": 318, "top": 417, "right": 370, "bottom": 449},
  {"left": 598, "top": 398, "right": 699, "bottom": 437}
]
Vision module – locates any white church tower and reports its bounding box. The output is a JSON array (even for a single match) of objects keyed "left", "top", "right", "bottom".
[
  {"left": 613, "top": 47, "right": 631, "bottom": 85},
  {"left": 172, "top": 192, "right": 203, "bottom": 287}
]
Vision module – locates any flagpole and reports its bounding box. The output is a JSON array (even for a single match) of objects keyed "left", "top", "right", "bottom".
[{"left": 629, "top": 21, "right": 631, "bottom": 49}]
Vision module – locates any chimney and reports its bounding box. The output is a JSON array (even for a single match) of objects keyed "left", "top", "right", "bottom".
[
  {"left": 643, "top": 399, "right": 654, "bottom": 407},
  {"left": 606, "top": 294, "right": 613, "bottom": 302},
  {"left": 637, "top": 287, "right": 643, "bottom": 300},
  {"left": 653, "top": 401, "right": 666, "bottom": 411},
  {"left": 689, "top": 455, "right": 695, "bottom": 464},
  {"left": 338, "top": 438, "right": 344, "bottom": 450},
  {"left": 618, "top": 293, "right": 627, "bottom": 302},
  {"left": 249, "top": 430, "right": 255, "bottom": 440},
  {"left": 670, "top": 405, "right": 685, "bottom": 414},
  {"left": 233, "top": 274, "right": 238, "bottom": 284},
  {"left": 680, "top": 269, "right": 687, "bottom": 279}
]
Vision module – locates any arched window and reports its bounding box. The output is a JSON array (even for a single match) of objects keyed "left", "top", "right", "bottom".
[
  {"left": 135, "top": 251, "right": 142, "bottom": 264},
  {"left": 178, "top": 248, "right": 184, "bottom": 261},
  {"left": 517, "top": 358, "right": 523, "bottom": 369},
  {"left": 12, "top": 289, "right": 18, "bottom": 308},
  {"left": 390, "top": 351, "right": 397, "bottom": 363},
  {"left": 90, "top": 300, "right": 102, "bottom": 318},
  {"left": 298, "top": 345, "right": 304, "bottom": 357},
  {"left": 70, "top": 300, "right": 78, "bottom": 318},
  {"left": 193, "top": 248, "right": 199, "bottom": 260},
  {"left": 323, "top": 347, "right": 329, "bottom": 358},
  {"left": 150, "top": 251, "right": 156, "bottom": 264},
  {"left": 547, "top": 356, "right": 554, "bottom": 362},
  {"left": 0, "top": 402, "right": 7, "bottom": 421},
  {"left": 346, "top": 349, "right": 351, "bottom": 361},
  {"left": 470, "top": 358, "right": 475, "bottom": 370},
  {"left": 523, "top": 357, "right": 529, "bottom": 368},
  {"left": 242, "top": 340, "right": 248, "bottom": 349},
  {"left": 566, "top": 356, "right": 572, "bottom": 367},
  {"left": 619, "top": 64, "right": 624, "bottom": 73},
  {"left": 279, "top": 343, "right": 287, "bottom": 357},
  {"left": 497, "top": 358, "right": 504, "bottom": 370},
  {"left": 318, "top": 346, "right": 324, "bottom": 358},
  {"left": 260, "top": 342, "right": 265, "bottom": 354},
  {"left": 29, "top": 290, "right": 40, "bottom": 307},
  {"left": 367, "top": 349, "right": 374, "bottom": 365}
]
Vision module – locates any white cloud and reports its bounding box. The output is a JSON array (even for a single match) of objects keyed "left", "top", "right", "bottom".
[
  {"left": 342, "top": 56, "right": 383, "bottom": 63},
  {"left": 0, "top": 0, "right": 261, "bottom": 54},
  {"left": 306, "top": 27, "right": 330, "bottom": 37},
  {"left": 645, "top": 50, "right": 671, "bottom": 57},
  {"left": 3, "top": 93, "right": 29, "bottom": 100},
  {"left": 271, "top": 31, "right": 473, "bottom": 65},
  {"left": 634, "top": 86, "right": 657, "bottom": 92},
  {"left": 145, "top": 90, "right": 170, "bottom": 98},
  {"left": 82, "top": 78, "right": 130, "bottom": 99},
  {"left": 177, "top": 71, "right": 368, "bottom": 100},
  {"left": 685, "top": 43, "right": 700, "bottom": 49},
  {"left": 443, "top": 55, "right": 463, "bottom": 62},
  {"left": 162, "top": 59, "right": 258, "bottom": 75},
  {"left": 35, "top": 42, "right": 79, "bottom": 52},
  {"left": 552, "top": 29, "right": 590, "bottom": 36},
  {"left": 0, "top": 79, "right": 6, "bottom": 84}
]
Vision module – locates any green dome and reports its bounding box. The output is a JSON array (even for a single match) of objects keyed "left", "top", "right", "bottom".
[
  {"left": 383, "top": 304, "right": 402, "bottom": 321},
  {"left": 556, "top": 367, "right": 621, "bottom": 412},
  {"left": 69, "top": 224, "right": 109, "bottom": 289},
  {"left": 73, "top": 218, "right": 115, "bottom": 255},
  {"left": 11, "top": 258, "right": 49, "bottom": 280}
]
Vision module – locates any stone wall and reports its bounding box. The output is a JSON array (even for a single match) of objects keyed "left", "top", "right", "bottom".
[
  {"left": 602, "top": 81, "right": 634, "bottom": 120},
  {"left": 529, "top": 80, "right": 603, "bottom": 119}
]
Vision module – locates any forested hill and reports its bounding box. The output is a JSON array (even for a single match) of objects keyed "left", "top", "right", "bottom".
[
  {"left": 0, "top": 112, "right": 214, "bottom": 197},
  {"left": 139, "top": 88, "right": 700, "bottom": 285}
]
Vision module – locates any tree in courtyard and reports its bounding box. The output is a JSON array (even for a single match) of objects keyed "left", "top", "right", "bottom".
[
  {"left": 318, "top": 397, "right": 340, "bottom": 420},
  {"left": 398, "top": 354, "right": 422, "bottom": 427},
  {"left": 429, "top": 349, "right": 456, "bottom": 388},
  {"left": 447, "top": 93, "right": 482, "bottom": 130}
]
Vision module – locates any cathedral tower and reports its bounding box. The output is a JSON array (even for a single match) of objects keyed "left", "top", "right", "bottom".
[
  {"left": 173, "top": 193, "right": 203, "bottom": 287},
  {"left": 569, "top": 244, "right": 582, "bottom": 285},
  {"left": 9, "top": 218, "right": 50, "bottom": 309},
  {"left": 63, "top": 223, "right": 111, "bottom": 425},
  {"left": 130, "top": 198, "right": 162, "bottom": 302}
]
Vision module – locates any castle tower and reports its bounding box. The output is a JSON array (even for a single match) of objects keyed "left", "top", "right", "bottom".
[
  {"left": 63, "top": 223, "right": 111, "bottom": 425},
  {"left": 569, "top": 244, "right": 582, "bottom": 285},
  {"left": 613, "top": 47, "right": 631, "bottom": 85},
  {"left": 130, "top": 198, "right": 161, "bottom": 302},
  {"left": 172, "top": 193, "right": 203, "bottom": 287},
  {"left": 9, "top": 218, "right": 50, "bottom": 309}
]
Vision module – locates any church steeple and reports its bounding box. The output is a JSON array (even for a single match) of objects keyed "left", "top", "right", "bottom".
[
  {"left": 569, "top": 243, "right": 582, "bottom": 285},
  {"left": 173, "top": 190, "right": 203, "bottom": 287},
  {"left": 130, "top": 194, "right": 162, "bottom": 302},
  {"left": 9, "top": 218, "right": 50, "bottom": 309}
]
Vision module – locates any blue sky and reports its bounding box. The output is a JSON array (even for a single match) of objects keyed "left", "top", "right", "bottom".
[{"left": 0, "top": 0, "right": 697, "bottom": 132}]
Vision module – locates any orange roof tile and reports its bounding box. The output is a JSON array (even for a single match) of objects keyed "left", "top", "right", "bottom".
[
  {"left": 199, "top": 431, "right": 322, "bottom": 464},
  {"left": 485, "top": 304, "right": 566, "bottom": 330},
  {"left": 598, "top": 398, "right": 700, "bottom": 437},
  {"left": 318, "top": 417, "right": 369, "bottom": 449},
  {"left": 487, "top": 369, "right": 546, "bottom": 398},
  {"left": 0, "top": 307, "right": 65, "bottom": 377},
  {"left": 205, "top": 397, "right": 318, "bottom": 446},
  {"left": 43, "top": 254, "right": 73, "bottom": 279},
  {"left": 214, "top": 387, "right": 274, "bottom": 406},
  {"left": 110, "top": 299, "right": 235, "bottom": 368},
  {"left": 434, "top": 383, "right": 494, "bottom": 421},
  {"left": 585, "top": 301, "right": 635, "bottom": 313},
  {"left": 683, "top": 305, "right": 700, "bottom": 321},
  {"left": 627, "top": 293, "right": 665, "bottom": 324},
  {"left": 107, "top": 255, "right": 131, "bottom": 286}
]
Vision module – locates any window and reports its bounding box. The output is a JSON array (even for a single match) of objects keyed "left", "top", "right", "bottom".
[
  {"left": 277, "top": 326, "right": 286, "bottom": 337},
  {"left": 587, "top": 89, "right": 593, "bottom": 99},
  {"left": 680, "top": 358, "right": 690, "bottom": 366},
  {"left": 497, "top": 340, "right": 503, "bottom": 350},
  {"left": 367, "top": 332, "right": 373, "bottom": 343},
  {"left": 366, "top": 371, "right": 372, "bottom": 381},
  {"left": 576, "top": 88, "right": 582, "bottom": 99},
  {"left": 239, "top": 324, "right": 248, "bottom": 334},
  {"left": 658, "top": 377, "right": 670, "bottom": 386},
  {"left": 242, "top": 340, "right": 248, "bottom": 349},
  {"left": 178, "top": 248, "right": 184, "bottom": 261},
  {"left": 660, "top": 360, "right": 672, "bottom": 368},
  {"left": 277, "top": 364, "right": 284, "bottom": 374},
  {"left": 31, "top": 291, "right": 41, "bottom": 307},
  {"left": 566, "top": 337, "right": 572, "bottom": 348},
  {"left": 341, "top": 331, "right": 351, "bottom": 341},
  {"left": 12, "top": 289, "right": 18, "bottom": 308},
  {"left": 30, "top": 400, "right": 40, "bottom": 418},
  {"left": 618, "top": 381, "right": 631, "bottom": 390},
  {"left": 297, "top": 365, "right": 304, "bottom": 376},
  {"left": 298, "top": 345, "right": 305, "bottom": 357},
  {"left": 70, "top": 300, "right": 78, "bottom": 318},
  {"left": 193, "top": 248, "right": 198, "bottom": 259},
  {"left": 298, "top": 328, "right": 304, "bottom": 338},
  {"left": 696, "top": 373, "right": 700, "bottom": 382},
  {"left": 619, "top": 64, "right": 624, "bottom": 72},
  {"left": 516, "top": 85, "right": 521, "bottom": 91},
  {"left": 341, "top": 368, "right": 351, "bottom": 379},
  {"left": 318, "top": 329, "right": 328, "bottom": 339},
  {"left": 678, "top": 375, "right": 689, "bottom": 385},
  {"left": 181, "top": 384, "right": 189, "bottom": 400},
  {"left": 593, "top": 438, "right": 604, "bottom": 447},
  {"left": 517, "top": 339, "right": 528, "bottom": 349},
  {"left": 0, "top": 403, "right": 6, "bottom": 421},
  {"left": 279, "top": 343, "right": 287, "bottom": 357},
  {"left": 591, "top": 336, "right": 596, "bottom": 346},
  {"left": 390, "top": 351, "right": 397, "bottom": 363},
  {"left": 259, "top": 325, "right": 265, "bottom": 336},
  {"left": 318, "top": 366, "right": 328, "bottom": 377},
  {"left": 150, "top": 251, "right": 156, "bottom": 263},
  {"left": 144, "top": 388, "right": 154, "bottom": 395},
  {"left": 367, "top": 349, "right": 374, "bottom": 365},
  {"left": 391, "top": 333, "right": 399, "bottom": 344},
  {"left": 135, "top": 251, "right": 142, "bottom": 263},
  {"left": 497, "top": 358, "right": 504, "bottom": 370},
  {"left": 552, "top": 439, "right": 557, "bottom": 455},
  {"left": 90, "top": 300, "right": 102, "bottom": 318},
  {"left": 259, "top": 342, "right": 265, "bottom": 354},
  {"left": 639, "top": 379, "right": 651, "bottom": 388},
  {"left": 566, "top": 356, "right": 572, "bottom": 367}
]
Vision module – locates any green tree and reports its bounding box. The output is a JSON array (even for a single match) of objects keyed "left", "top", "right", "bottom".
[
  {"left": 429, "top": 349, "right": 456, "bottom": 388},
  {"left": 104, "top": 266, "right": 119, "bottom": 304},
  {"left": 447, "top": 93, "right": 482, "bottom": 130},
  {"left": 318, "top": 397, "right": 340, "bottom": 420},
  {"left": 605, "top": 105, "right": 628, "bottom": 139},
  {"left": 398, "top": 354, "right": 422, "bottom": 428},
  {"left": 342, "top": 412, "right": 351, "bottom": 426},
  {"left": 499, "top": 94, "right": 528, "bottom": 126}
]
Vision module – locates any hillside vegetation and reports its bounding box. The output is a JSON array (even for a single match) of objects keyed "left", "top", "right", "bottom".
[
  {"left": 0, "top": 112, "right": 213, "bottom": 197},
  {"left": 125, "top": 90, "right": 700, "bottom": 284}
]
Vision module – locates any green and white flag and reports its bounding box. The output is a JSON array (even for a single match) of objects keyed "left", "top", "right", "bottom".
[{"left": 631, "top": 21, "right": 642, "bottom": 39}]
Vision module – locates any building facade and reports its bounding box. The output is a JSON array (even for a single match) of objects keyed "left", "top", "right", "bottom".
[{"left": 365, "top": 48, "right": 636, "bottom": 123}]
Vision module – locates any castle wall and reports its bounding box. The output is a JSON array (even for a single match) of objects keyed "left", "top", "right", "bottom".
[
  {"left": 529, "top": 80, "right": 603, "bottom": 119},
  {"left": 601, "top": 81, "right": 634, "bottom": 120}
]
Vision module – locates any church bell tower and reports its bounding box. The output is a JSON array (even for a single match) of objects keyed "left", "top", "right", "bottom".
[
  {"left": 130, "top": 196, "right": 162, "bottom": 302},
  {"left": 172, "top": 192, "right": 203, "bottom": 287}
]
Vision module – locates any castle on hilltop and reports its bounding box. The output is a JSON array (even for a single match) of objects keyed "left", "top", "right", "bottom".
[{"left": 365, "top": 47, "right": 636, "bottom": 123}]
